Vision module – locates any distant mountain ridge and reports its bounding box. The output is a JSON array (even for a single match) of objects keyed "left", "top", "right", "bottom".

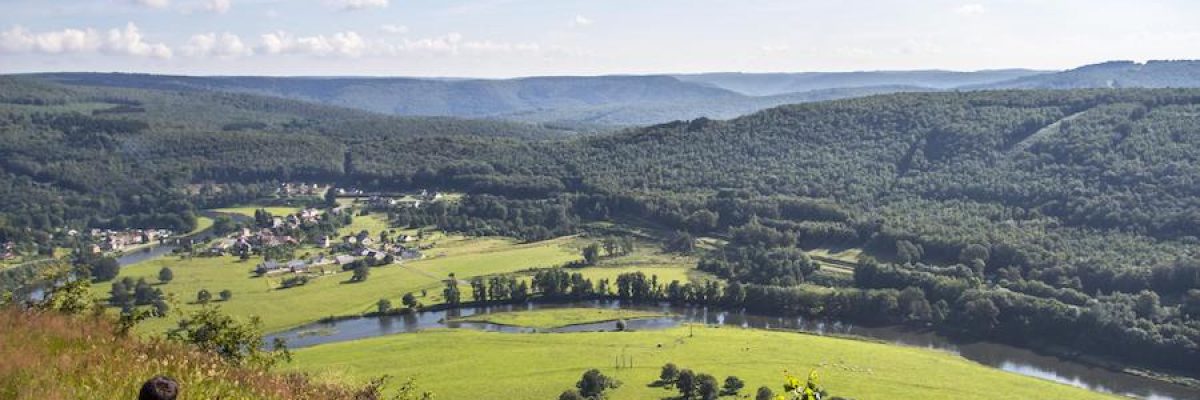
[
  {"left": 673, "top": 69, "right": 1045, "bottom": 96},
  {"left": 24, "top": 60, "right": 1200, "bottom": 128},
  {"left": 973, "top": 60, "right": 1200, "bottom": 89}
]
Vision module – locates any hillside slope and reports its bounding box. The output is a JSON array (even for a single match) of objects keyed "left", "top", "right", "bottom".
[
  {"left": 675, "top": 69, "right": 1045, "bottom": 95},
  {"left": 978, "top": 60, "right": 1200, "bottom": 89},
  {"left": 0, "top": 76, "right": 558, "bottom": 236},
  {"left": 378, "top": 89, "right": 1200, "bottom": 282},
  {"left": 0, "top": 306, "right": 372, "bottom": 399},
  {"left": 31, "top": 73, "right": 946, "bottom": 127}
]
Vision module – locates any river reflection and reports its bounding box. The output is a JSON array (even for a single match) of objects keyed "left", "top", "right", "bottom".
[{"left": 266, "top": 300, "right": 1199, "bottom": 400}]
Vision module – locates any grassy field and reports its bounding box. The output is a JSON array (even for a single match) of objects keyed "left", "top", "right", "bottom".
[
  {"left": 289, "top": 326, "right": 1119, "bottom": 400},
  {"left": 100, "top": 234, "right": 583, "bottom": 334},
  {"left": 562, "top": 265, "right": 696, "bottom": 287},
  {"left": 450, "top": 308, "right": 670, "bottom": 329},
  {"left": 807, "top": 247, "right": 863, "bottom": 275},
  {"left": 210, "top": 206, "right": 303, "bottom": 218},
  {"left": 336, "top": 213, "right": 392, "bottom": 238},
  {"left": 189, "top": 215, "right": 214, "bottom": 236}
]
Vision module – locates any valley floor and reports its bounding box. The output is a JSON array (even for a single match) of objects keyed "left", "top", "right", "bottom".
[{"left": 289, "top": 324, "right": 1121, "bottom": 400}]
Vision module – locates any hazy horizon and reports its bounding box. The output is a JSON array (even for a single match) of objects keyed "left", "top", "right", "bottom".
[{"left": 2, "top": 0, "right": 1198, "bottom": 78}]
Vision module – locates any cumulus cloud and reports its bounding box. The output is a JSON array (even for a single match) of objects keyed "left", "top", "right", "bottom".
[
  {"left": 329, "top": 0, "right": 388, "bottom": 11},
  {"left": 379, "top": 24, "right": 409, "bottom": 34},
  {"left": 204, "top": 0, "right": 232, "bottom": 14},
  {"left": 131, "top": 0, "right": 170, "bottom": 8},
  {"left": 184, "top": 32, "right": 251, "bottom": 57},
  {"left": 954, "top": 4, "right": 986, "bottom": 16},
  {"left": 104, "top": 23, "right": 173, "bottom": 58},
  {"left": 1, "top": 26, "right": 98, "bottom": 53},
  {"left": 569, "top": 15, "right": 593, "bottom": 28},
  {"left": 260, "top": 31, "right": 367, "bottom": 57},
  {"left": 1, "top": 23, "right": 172, "bottom": 59}
]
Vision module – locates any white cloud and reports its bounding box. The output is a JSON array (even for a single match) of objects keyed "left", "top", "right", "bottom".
[
  {"left": 184, "top": 32, "right": 251, "bottom": 58},
  {"left": 260, "top": 31, "right": 367, "bottom": 57},
  {"left": 379, "top": 24, "right": 409, "bottom": 34},
  {"left": 329, "top": 0, "right": 388, "bottom": 11},
  {"left": 569, "top": 15, "right": 593, "bottom": 28},
  {"left": 1, "top": 26, "right": 99, "bottom": 53},
  {"left": 104, "top": 23, "right": 173, "bottom": 58},
  {"left": 954, "top": 4, "right": 986, "bottom": 16},
  {"left": 1, "top": 23, "right": 171, "bottom": 59},
  {"left": 389, "top": 32, "right": 463, "bottom": 54},
  {"left": 131, "top": 0, "right": 170, "bottom": 8},
  {"left": 204, "top": 0, "right": 232, "bottom": 14}
]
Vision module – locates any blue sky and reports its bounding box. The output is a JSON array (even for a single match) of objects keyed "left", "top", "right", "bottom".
[{"left": 1, "top": 0, "right": 1197, "bottom": 77}]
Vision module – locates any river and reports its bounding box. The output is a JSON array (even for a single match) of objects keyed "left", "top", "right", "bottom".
[{"left": 266, "top": 300, "right": 1199, "bottom": 400}]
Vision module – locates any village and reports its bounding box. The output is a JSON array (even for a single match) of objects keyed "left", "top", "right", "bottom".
[{"left": 197, "top": 189, "right": 448, "bottom": 287}]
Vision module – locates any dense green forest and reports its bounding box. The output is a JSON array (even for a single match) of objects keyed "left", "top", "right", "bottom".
[
  {"left": 32, "top": 72, "right": 947, "bottom": 128},
  {"left": 977, "top": 60, "right": 1200, "bottom": 90},
  {"left": 0, "top": 76, "right": 565, "bottom": 241},
  {"left": 3, "top": 76, "right": 1200, "bottom": 376},
  {"left": 370, "top": 88, "right": 1200, "bottom": 374}
]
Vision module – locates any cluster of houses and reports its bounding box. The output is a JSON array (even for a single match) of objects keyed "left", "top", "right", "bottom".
[
  {"left": 360, "top": 190, "right": 445, "bottom": 210},
  {"left": 278, "top": 183, "right": 328, "bottom": 197},
  {"left": 253, "top": 242, "right": 424, "bottom": 276},
  {"left": 200, "top": 205, "right": 426, "bottom": 277},
  {"left": 209, "top": 227, "right": 302, "bottom": 255},
  {"left": 87, "top": 228, "right": 174, "bottom": 254}
]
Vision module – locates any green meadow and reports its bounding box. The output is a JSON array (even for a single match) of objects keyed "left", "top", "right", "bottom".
[
  {"left": 100, "top": 234, "right": 583, "bottom": 334},
  {"left": 450, "top": 308, "right": 670, "bottom": 329},
  {"left": 289, "top": 325, "right": 1120, "bottom": 400},
  {"left": 210, "top": 206, "right": 304, "bottom": 218}
]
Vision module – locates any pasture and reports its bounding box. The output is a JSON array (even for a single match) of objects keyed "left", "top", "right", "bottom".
[{"left": 290, "top": 325, "right": 1120, "bottom": 400}]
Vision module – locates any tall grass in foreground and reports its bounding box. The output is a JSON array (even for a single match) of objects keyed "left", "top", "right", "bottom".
[{"left": 0, "top": 307, "right": 375, "bottom": 400}]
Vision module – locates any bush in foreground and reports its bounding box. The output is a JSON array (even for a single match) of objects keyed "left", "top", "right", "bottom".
[{"left": 0, "top": 276, "right": 431, "bottom": 400}]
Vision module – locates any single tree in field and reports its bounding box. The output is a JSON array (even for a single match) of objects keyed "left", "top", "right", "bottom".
[
  {"left": 696, "top": 373, "right": 719, "bottom": 400},
  {"left": 219, "top": 289, "right": 233, "bottom": 302},
  {"left": 675, "top": 369, "right": 697, "bottom": 399},
  {"left": 443, "top": 274, "right": 462, "bottom": 305},
  {"left": 576, "top": 369, "right": 619, "bottom": 399},
  {"left": 402, "top": 292, "right": 419, "bottom": 309},
  {"left": 755, "top": 386, "right": 774, "bottom": 400},
  {"left": 659, "top": 363, "right": 680, "bottom": 384},
  {"left": 377, "top": 298, "right": 392, "bottom": 313},
  {"left": 196, "top": 289, "right": 212, "bottom": 304},
  {"left": 582, "top": 243, "right": 601, "bottom": 265},
  {"left": 352, "top": 264, "right": 370, "bottom": 282},
  {"left": 722, "top": 376, "right": 745, "bottom": 395},
  {"left": 158, "top": 267, "right": 174, "bottom": 284}
]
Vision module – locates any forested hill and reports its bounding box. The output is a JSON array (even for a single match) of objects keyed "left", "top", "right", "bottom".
[
  {"left": 392, "top": 89, "right": 1200, "bottom": 280},
  {"left": 674, "top": 69, "right": 1044, "bottom": 96},
  {"left": 28, "top": 61, "right": 1200, "bottom": 128},
  {"left": 30, "top": 72, "right": 941, "bottom": 128},
  {"left": 976, "top": 60, "right": 1200, "bottom": 89},
  {"left": 374, "top": 89, "right": 1200, "bottom": 372},
  {"left": 0, "top": 76, "right": 566, "bottom": 237}
]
